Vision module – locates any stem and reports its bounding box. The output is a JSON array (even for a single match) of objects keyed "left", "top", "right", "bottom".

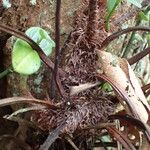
[
  {"left": 0, "top": 66, "right": 13, "bottom": 79},
  {"left": 50, "top": 0, "right": 62, "bottom": 99},
  {"left": 65, "top": 136, "right": 79, "bottom": 150},
  {"left": 0, "top": 97, "right": 59, "bottom": 109},
  {"left": 39, "top": 122, "right": 66, "bottom": 150},
  {"left": 128, "top": 47, "right": 150, "bottom": 65},
  {"left": 7, "top": 105, "right": 46, "bottom": 119},
  {"left": 142, "top": 83, "right": 150, "bottom": 92},
  {"left": 122, "top": 32, "right": 135, "bottom": 58},
  {"left": 100, "top": 26, "right": 150, "bottom": 49},
  {"left": 54, "top": 0, "right": 61, "bottom": 78},
  {"left": 122, "top": 19, "right": 141, "bottom": 58}
]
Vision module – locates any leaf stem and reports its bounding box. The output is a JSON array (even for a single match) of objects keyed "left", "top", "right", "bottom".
[
  {"left": 0, "top": 97, "right": 59, "bottom": 109},
  {"left": 0, "top": 66, "right": 13, "bottom": 79},
  {"left": 100, "top": 26, "right": 150, "bottom": 49},
  {"left": 50, "top": 0, "right": 62, "bottom": 99},
  {"left": 128, "top": 46, "right": 150, "bottom": 65}
]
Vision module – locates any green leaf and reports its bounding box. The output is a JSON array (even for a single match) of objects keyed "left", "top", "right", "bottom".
[
  {"left": 25, "top": 27, "right": 55, "bottom": 56},
  {"left": 127, "top": 0, "right": 142, "bottom": 8},
  {"left": 107, "top": 0, "right": 116, "bottom": 12},
  {"left": 12, "top": 27, "right": 55, "bottom": 75},
  {"left": 101, "top": 82, "right": 113, "bottom": 92},
  {"left": 105, "top": 0, "right": 121, "bottom": 31},
  {"left": 100, "top": 135, "right": 112, "bottom": 150},
  {"left": 12, "top": 39, "right": 41, "bottom": 75},
  {"left": 147, "top": 34, "right": 150, "bottom": 47},
  {"left": 133, "top": 33, "right": 143, "bottom": 42},
  {"left": 139, "top": 11, "right": 149, "bottom": 21}
]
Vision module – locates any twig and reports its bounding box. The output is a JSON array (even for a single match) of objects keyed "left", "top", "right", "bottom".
[
  {"left": 122, "top": 18, "right": 141, "bottom": 58},
  {"left": 145, "top": 89, "right": 150, "bottom": 97},
  {"left": 128, "top": 47, "right": 150, "bottom": 65},
  {"left": 7, "top": 105, "right": 46, "bottom": 119},
  {"left": 50, "top": 0, "right": 62, "bottom": 99},
  {"left": 100, "top": 26, "right": 150, "bottom": 49},
  {"left": 54, "top": 0, "right": 61, "bottom": 75},
  {"left": 82, "top": 122, "right": 115, "bottom": 130},
  {"left": 120, "top": 34, "right": 128, "bottom": 57},
  {"left": 65, "top": 135, "right": 79, "bottom": 150},
  {"left": 39, "top": 122, "right": 66, "bottom": 150},
  {"left": 0, "top": 97, "right": 59, "bottom": 109},
  {"left": 142, "top": 83, "right": 150, "bottom": 92},
  {"left": 142, "top": 83, "right": 150, "bottom": 97},
  {"left": 121, "top": 32, "right": 136, "bottom": 58}
]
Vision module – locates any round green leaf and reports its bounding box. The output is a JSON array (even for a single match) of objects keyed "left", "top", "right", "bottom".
[
  {"left": 39, "top": 39, "right": 55, "bottom": 56},
  {"left": 12, "top": 27, "right": 55, "bottom": 75},
  {"left": 25, "top": 27, "right": 55, "bottom": 56},
  {"left": 139, "top": 11, "right": 149, "bottom": 21},
  {"left": 12, "top": 39, "right": 41, "bottom": 75}
]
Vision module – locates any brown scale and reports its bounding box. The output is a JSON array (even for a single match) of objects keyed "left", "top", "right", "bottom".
[{"left": 32, "top": 0, "right": 115, "bottom": 134}]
